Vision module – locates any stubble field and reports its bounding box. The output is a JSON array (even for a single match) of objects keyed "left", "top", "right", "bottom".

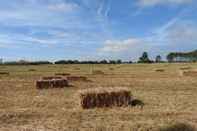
[{"left": 0, "top": 63, "right": 197, "bottom": 131}]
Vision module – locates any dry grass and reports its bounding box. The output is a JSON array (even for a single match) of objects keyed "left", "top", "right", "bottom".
[
  {"left": 0, "top": 63, "right": 197, "bottom": 130},
  {"left": 67, "top": 76, "right": 88, "bottom": 81}
]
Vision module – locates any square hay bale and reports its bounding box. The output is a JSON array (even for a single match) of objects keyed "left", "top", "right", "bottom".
[
  {"left": 78, "top": 87, "right": 132, "bottom": 109},
  {"left": 182, "top": 70, "right": 197, "bottom": 77},
  {"left": 55, "top": 73, "right": 70, "bottom": 76},
  {"left": 180, "top": 67, "right": 191, "bottom": 70},
  {"left": 67, "top": 76, "right": 87, "bottom": 81},
  {"left": 36, "top": 78, "right": 69, "bottom": 89},
  {"left": 92, "top": 70, "right": 105, "bottom": 75}
]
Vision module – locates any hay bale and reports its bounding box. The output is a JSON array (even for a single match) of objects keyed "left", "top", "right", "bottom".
[
  {"left": 182, "top": 70, "right": 197, "bottom": 77},
  {"left": 92, "top": 70, "right": 104, "bottom": 75},
  {"left": 36, "top": 78, "right": 68, "bottom": 89},
  {"left": 67, "top": 76, "right": 87, "bottom": 81},
  {"left": 42, "top": 76, "right": 62, "bottom": 80},
  {"left": 0, "top": 72, "right": 9, "bottom": 75},
  {"left": 78, "top": 87, "right": 132, "bottom": 109},
  {"left": 55, "top": 73, "right": 70, "bottom": 76},
  {"left": 180, "top": 67, "right": 191, "bottom": 70}
]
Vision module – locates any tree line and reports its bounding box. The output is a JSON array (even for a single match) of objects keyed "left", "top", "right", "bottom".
[{"left": 1, "top": 50, "right": 197, "bottom": 65}]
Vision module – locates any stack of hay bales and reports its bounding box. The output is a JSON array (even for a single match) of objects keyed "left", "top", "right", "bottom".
[
  {"left": 67, "top": 76, "right": 87, "bottom": 81},
  {"left": 78, "top": 87, "right": 132, "bottom": 109},
  {"left": 92, "top": 70, "right": 105, "bottom": 75},
  {"left": 36, "top": 77, "right": 68, "bottom": 89}
]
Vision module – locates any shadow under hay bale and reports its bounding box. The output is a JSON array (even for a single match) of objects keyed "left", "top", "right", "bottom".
[
  {"left": 92, "top": 70, "right": 105, "bottom": 75},
  {"left": 36, "top": 78, "right": 69, "bottom": 89},
  {"left": 78, "top": 87, "right": 132, "bottom": 109},
  {"left": 67, "top": 76, "right": 88, "bottom": 82},
  {"left": 155, "top": 69, "right": 165, "bottom": 72},
  {"left": 55, "top": 73, "right": 70, "bottom": 76},
  {"left": 0, "top": 72, "right": 9, "bottom": 75},
  {"left": 28, "top": 69, "right": 36, "bottom": 71},
  {"left": 159, "top": 123, "right": 195, "bottom": 131},
  {"left": 129, "top": 99, "right": 144, "bottom": 109}
]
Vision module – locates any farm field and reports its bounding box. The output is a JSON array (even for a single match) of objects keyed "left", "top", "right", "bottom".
[{"left": 0, "top": 63, "right": 197, "bottom": 131}]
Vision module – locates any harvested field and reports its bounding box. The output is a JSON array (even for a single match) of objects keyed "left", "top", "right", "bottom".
[
  {"left": 78, "top": 87, "right": 132, "bottom": 109},
  {"left": 1, "top": 63, "right": 197, "bottom": 131}
]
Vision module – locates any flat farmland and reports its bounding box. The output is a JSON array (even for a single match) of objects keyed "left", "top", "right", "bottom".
[{"left": 0, "top": 63, "right": 197, "bottom": 131}]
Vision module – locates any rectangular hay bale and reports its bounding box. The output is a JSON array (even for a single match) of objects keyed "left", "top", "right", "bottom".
[
  {"left": 36, "top": 79, "right": 68, "bottom": 89},
  {"left": 182, "top": 70, "right": 197, "bottom": 77},
  {"left": 79, "top": 87, "right": 132, "bottom": 109}
]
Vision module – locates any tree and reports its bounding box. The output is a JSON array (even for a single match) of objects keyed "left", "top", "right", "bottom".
[
  {"left": 138, "top": 52, "right": 152, "bottom": 63},
  {"left": 155, "top": 55, "right": 162, "bottom": 63}
]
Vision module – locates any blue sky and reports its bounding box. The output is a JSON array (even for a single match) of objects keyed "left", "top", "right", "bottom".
[{"left": 0, "top": 0, "right": 197, "bottom": 61}]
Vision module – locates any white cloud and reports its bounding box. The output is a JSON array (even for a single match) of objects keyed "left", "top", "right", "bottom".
[
  {"left": 137, "top": 0, "right": 193, "bottom": 7},
  {"left": 48, "top": 3, "right": 79, "bottom": 12},
  {"left": 100, "top": 38, "right": 142, "bottom": 52}
]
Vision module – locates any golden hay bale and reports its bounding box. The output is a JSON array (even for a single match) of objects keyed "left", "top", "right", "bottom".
[
  {"left": 36, "top": 78, "right": 68, "bottom": 89},
  {"left": 182, "top": 70, "right": 197, "bottom": 77},
  {"left": 180, "top": 67, "right": 191, "bottom": 70},
  {"left": 42, "top": 76, "right": 62, "bottom": 80},
  {"left": 67, "top": 76, "right": 87, "bottom": 81},
  {"left": 55, "top": 73, "right": 70, "bottom": 76},
  {"left": 92, "top": 70, "right": 105, "bottom": 75},
  {"left": 78, "top": 87, "right": 132, "bottom": 109}
]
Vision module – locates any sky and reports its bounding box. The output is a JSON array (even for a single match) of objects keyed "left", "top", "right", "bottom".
[{"left": 0, "top": 0, "right": 197, "bottom": 61}]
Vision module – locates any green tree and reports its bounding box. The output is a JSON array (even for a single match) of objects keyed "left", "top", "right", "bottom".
[{"left": 138, "top": 52, "right": 152, "bottom": 63}]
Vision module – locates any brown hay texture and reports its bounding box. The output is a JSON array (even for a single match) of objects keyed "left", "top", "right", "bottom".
[
  {"left": 182, "top": 70, "right": 197, "bottom": 77},
  {"left": 92, "top": 70, "right": 105, "bottom": 75},
  {"left": 179, "top": 67, "right": 191, "bottom": 70},
  {"left": 67, "top": 76, "right": 87, "bottom": 81},
  {"left": 55, "top": 73, "right": 70, "bottom": 76},
  {"left": 42, "top": 76, "right": 62, "bottom": 80},
  {"left": 78, "top": 87, "right": 132, "bottom": 109},
  {"left": 36, "top": 78, "right": 69, "bottom": 89}
]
